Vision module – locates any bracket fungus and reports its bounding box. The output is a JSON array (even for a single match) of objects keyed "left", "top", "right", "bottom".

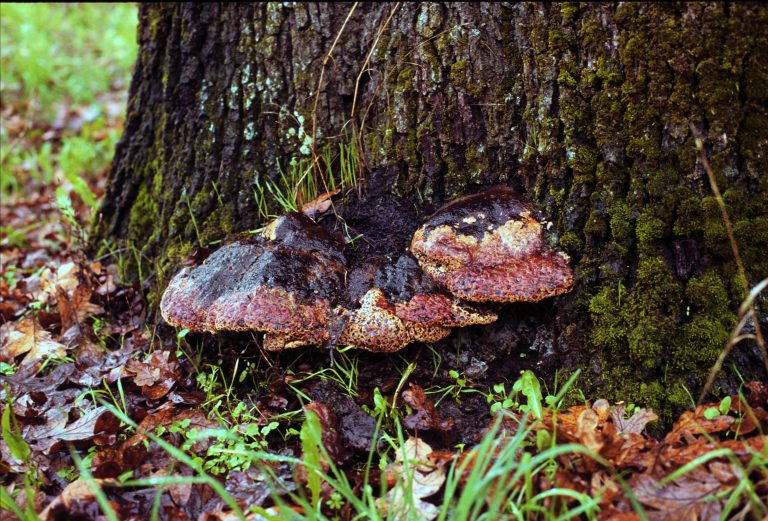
[
  {"left": 410, "top": 186, "right": 574, "bottom": 303},
  {"left": 160, "top": 213, "right": 347, "bottom": 351},
  {"left": 160, "top": 186, "right": 573, "bottom": 353},
  {"left": 339, "top": 255, "right": 497, "bottom": 352}
]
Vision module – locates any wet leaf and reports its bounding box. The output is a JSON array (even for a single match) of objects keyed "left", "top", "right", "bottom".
[
  {"left": 25, "top": 406, "right": 110, "bottom": 455},
  {"left": 300, "top": 189, "right": 339, "bottom": 218},
  {"left": 0, "top": 318, "right": 67, "bottom": 369},
  {"left": 303, "top": 401, "right": 349, "bottom": 464},
  {"left": 630, "top": 466, "right": 736, "bottom": 521},
  {"left": 39, "top": 478, "right": 111, "bottom": 521},
  {"left": 402, "top": 383, "right": 454, "bottom": 433},
  {"left": 665, "top": 408, "right": 735, "bottom": 445},
  {"left": 611, "top": 403, "right": 658, "bottom": 435},
  {"left": 377, "top": 437, "right": 446, "bottom": 521},
  {"left": 124, "top": 350, "right": 181, "bottom": 399},
  {"left": 39, "top": 262, "right": 80, "bottom": 302}
]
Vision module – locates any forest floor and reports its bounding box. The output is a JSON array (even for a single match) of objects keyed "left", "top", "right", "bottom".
[{"left": 1, "top": 4, "right": 767, "bottom": 521}]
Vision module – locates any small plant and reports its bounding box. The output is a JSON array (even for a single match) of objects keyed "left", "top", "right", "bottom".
[
  {"left": 287, "top": 348, "right": 361, "bottom": 400},
  {"left": 703, "top": 395, "right": 732, "bottom": 420},
  {"left": 428, "top": 369, "right": 471, "bottom": 405},
  {"left": 254, "top": 130, "right": 362, "bottom": 222},
  {"left": 55, "top": 186, "right": 88, "bottom": 244},
  {"left": 184, "top": 193, "right": 203, "bottom": 247},
  {"left": 487, "top": 382, "right": 517, "bottom": 414}
]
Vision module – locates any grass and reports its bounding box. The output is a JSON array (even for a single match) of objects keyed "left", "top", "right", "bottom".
[
  {"left": 0, "top": 3, "right": 138, "bottom": 203},
  {"left": 254, "top": 135, "right": 361, "bottom": 222},
  {"left": 56, "top": 367, "right": 648, "bottom": 521},
  {"left": 93, "top": 337, "right": 765, "bottom": 520},
  {"left": 0, "top": 3, "right": 137, "bottom": 109}
]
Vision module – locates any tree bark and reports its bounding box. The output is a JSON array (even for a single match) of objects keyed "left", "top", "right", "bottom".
[{"left": 94, "top": 3, "right": 768, "bottom": 419}]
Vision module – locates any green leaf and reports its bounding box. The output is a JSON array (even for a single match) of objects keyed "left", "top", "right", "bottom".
[
  {"left": 261, "top": 421, "right": 279, "bottom": 436},
  {"left": 301, "top": 410, "right": 323, "bottom": 510},
  {"left": 2, "top": 402, "right": 30, "bottom": 462},
  {"left": 373, "top": 387, "right": 387, "bottom": 416},
  {"left": 536, "top": 429, "right": 551, "bottom": 451},
  {"left": 719, "top": 396, "right": 732, "bottom": 416},
  {"left": 0, "top": 485, "right": 25, "bottom": 519},
  {"left": 703, "top": 407, "right": 719, "bottom": 420},
  {"left": 518, "top": 370, "right": 544, "bottom": 420},
  {"left": 55, "top": 186, "right": 76, "bottom": 222}
]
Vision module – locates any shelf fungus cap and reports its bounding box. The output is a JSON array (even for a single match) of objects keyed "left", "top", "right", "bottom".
[
  {"left": 160, "top": 213, "right": 347, "bottom": 350},
  {"left": 410, "top": 186, "right": 574, "bottom": 303},
  {"left": 339, "top": 254, "right": 497, "bottom": 352},
  {"left": 338, "top": 288, "right": 497, "bottom": 352}
]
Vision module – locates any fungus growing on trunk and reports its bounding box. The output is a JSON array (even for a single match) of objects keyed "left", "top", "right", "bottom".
[
  {"left": 410, "top": 186, "right": 574, "bottom": 303},
  {"left": 160, "top": 213, "right": 347, "bottom": 350},
  {"left": 339, "top": 254, "right": 497, "bottom": 352},
  {"left": 160, "top": 187, "right": 572, "bottom": 353}
]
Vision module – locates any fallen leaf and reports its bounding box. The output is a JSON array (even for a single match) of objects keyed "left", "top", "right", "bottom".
[
  {"left": 300, "top": 189, "right": 339, "bottom": 218},
  {"left": 0, "top": 318, "right": 67, "bottom": 369},
  {"left": 39, "top": 262, "right": 80, "bottom": 301},
  {"left": 377, "top": 437, "right": 446, "bottom": 521},
  {"left": 308, "top": 380, "right": 377, "bottom": 453},
  {"left": 303, "top": 402, "right": 349, "bottom": 465},
  {"left": 225, "top": 464, "right": 295, "bottom": 512},
  {"left": 39, "top": 478, "right": 114, "bottom": 521},
  {"left": 665, "top": 408, "right": 735, "bottom": 445},
  {"left": 744, "top": 381, "right": 768, "bottom": 407},
  {"left": 25, "top": 406, "right": 111, "bottom": 455},
  {"left": 575, "top": 407, "right": 603, "bottom": 454},
  {"left": 630, "top": 465, "right": 736, "bottom": 521},
  {"left": 124, "top": 350, "right": 181, "bottom": 399},
  {"left": 56, "top": 280, "right": 103, "bottom": 332},
  {"left": 402, "top": 383, "right": 454, "bottom": 433},
  {"left": 611, "top": 404, "right": 658, "bottom": 435}
]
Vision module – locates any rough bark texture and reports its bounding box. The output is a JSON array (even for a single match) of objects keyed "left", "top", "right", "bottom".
[{"left": 95, "top": 3, "right": 768, "bottom": 420}]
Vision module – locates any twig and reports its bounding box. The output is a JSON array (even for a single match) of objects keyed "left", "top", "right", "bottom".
[
  {"left": 691, "top": 124, "right": 768, "bottom": 401},
  {"left": 310, "top": 2, "right": 359, "bottom": 164},
  {"left": 699, "top": 279, "right": 768, "bottom": 404},
  {"left": 305, "top": 3, "right": 359, "bottom": 222},
  {"left": 349, "top": 2, "right": 400, "bottom": 124},
  {"left": 348, "top": 2, "right": 400, "bottom": 178}
]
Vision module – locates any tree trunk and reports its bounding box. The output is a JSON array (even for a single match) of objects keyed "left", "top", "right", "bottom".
[{"left": 94, "top": 2, "right": 768, "bottom": 419}]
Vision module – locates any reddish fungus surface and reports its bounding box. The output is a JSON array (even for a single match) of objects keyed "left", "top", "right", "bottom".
[
  {"left": 160, "top": 213, "right": 346, "bottom": 350},
  {"left": 394, "top": 293, "right": 496, "bottom": 328},
  {"left": 161, "top": 187, "right": 572, "bottom": 352},
  {"left": 339, "top": 288, "right": 452, "bottom": 352},
  {"left": 338, "top": 254, "right": 497, "bottom": 351},
  {"left": 410, "top": 186, "right": 574, "bottom": 303}
]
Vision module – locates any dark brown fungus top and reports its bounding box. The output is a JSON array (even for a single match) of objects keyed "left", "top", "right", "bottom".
[
  {"left": 410, "top": 186, "right": 574, "bottom": 303},
  {"left": 160, "top": 213, "right": 347, "bottom": 350}
]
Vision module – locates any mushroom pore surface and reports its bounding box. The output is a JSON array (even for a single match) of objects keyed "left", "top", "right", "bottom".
[{"left": 340, "top": 254, "right": 496, "bottom": 352}]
